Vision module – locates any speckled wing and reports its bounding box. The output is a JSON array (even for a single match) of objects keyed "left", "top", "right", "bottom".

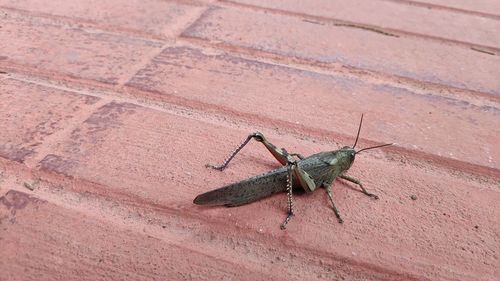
[{"left": 193, "top": 167, "right": 288, "bottom": 207}]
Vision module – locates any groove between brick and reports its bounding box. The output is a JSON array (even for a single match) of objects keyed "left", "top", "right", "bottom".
[
  {"left": 217, "top": 0, "right": 500, "bottom": 54},
  {"left": 1, "top": 5, "right": 498, "bottom": 103},
  {"left": 0, "top": 158, "right": 435, "bottom": 281},
  {"left": 22, "top": 98, "right": 111, "bottom": 169},
  {"left": 380, "top": 0, "right": 500, "bottom": 21},
  {"left": 6, "top": 73, "right": 500, "bottom": 183},
  {"left": 178, "top": 36, "right": 500, "bottom": 103},
  {"left": 116, "top": 6, "right": 210, "bottom": 86}
]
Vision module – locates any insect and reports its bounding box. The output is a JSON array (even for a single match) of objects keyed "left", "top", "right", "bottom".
[{"left": 194, "top": 115, "right": 392, "bottom": 229}]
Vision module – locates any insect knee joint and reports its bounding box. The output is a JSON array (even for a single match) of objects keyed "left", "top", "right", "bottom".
[{"left": 251, "top": 132, "right": 265, "bottom": 142}]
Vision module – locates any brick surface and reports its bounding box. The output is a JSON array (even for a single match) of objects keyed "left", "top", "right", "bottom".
[
  {"left": 0, "top": 78, "right": 100, "bottom": 163},
  {"left": 0, "top": 0, "right": 205, "bottom": 38},
  {"left": 225, "top": 0, "right": 500, "bottom": 49},
  {"left": 0, "top": 0, "right": 499, "bottom": 280},
  {"left": 25, "top": 97, "right": 498, "bottom": 280},
  {"left": 0, "top": 10, "right": 163, "bottom": 85},
  {"left": 182, "top": 7, "right": 500, "bottom": 95},
  {"left": 0, "top": 190, "right": 272, "bottom": 281},
  {"left": 127, "top": 46, "right": 499, "bottom": 169},
  {"left": 407, "top": 0, "right": 500, "bottom": 16}
]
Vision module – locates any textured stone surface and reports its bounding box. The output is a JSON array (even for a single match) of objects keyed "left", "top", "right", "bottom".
[
  {"left": 225, "top": 0, "right": 500, "bottom": 48},
  {"left": 127, "top": 46, "right": 500, "bottom": 170},
  {"left": 0, "top": 0, "right": 498, "bottom": 280},
  {"left": 182, "top": 7, "right": 500, "bottom": 95},
  {"left": 0, "top": 78, "right": 101, "bottom": 163},
  {"left": 0, "top": 0, "right": 205, "bottom": 38},
  {"left": 407, "top": 0, "right": 500, "bottom": 16},
  {"left": 4, "top": 95, "right": 496, "bottom": 280},
  {"left": 0, "top": 10, "right": 163, "bottom": 85},
  {"left": 0, "top": 190, "right": 272, "bottom": 281}
]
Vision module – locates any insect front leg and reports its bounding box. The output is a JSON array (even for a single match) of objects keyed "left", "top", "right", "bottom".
[
  {"left": 207, "top": 132, "right": 298, "bottom": 170},
  {"left": 340, "top": 175, "right": 379, "bottom": 199},
  {"left": 321, "top": 182, "right": 344, "bottom": 224}
]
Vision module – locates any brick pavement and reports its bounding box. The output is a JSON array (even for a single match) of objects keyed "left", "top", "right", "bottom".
[{"left": 0, "top": 1, "right": 499, "bottom": 280}]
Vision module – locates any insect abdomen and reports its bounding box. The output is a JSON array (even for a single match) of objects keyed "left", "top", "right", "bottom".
[{"left": 193, "top": 167, "right": 288, "bottom": 206}]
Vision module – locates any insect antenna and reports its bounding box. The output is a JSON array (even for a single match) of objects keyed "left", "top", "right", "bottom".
[
  {"left": 352, "top": 114, "right": 364, "bottom": 149},
  {"left": 356, "top": 143, "right": 393, "bottom": 154}
]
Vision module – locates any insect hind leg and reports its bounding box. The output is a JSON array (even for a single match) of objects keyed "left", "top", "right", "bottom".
[
  {"left": 206, "top": 133, "right": 260, "bottom": 171},
  {"left": 207, "top": 132, "right": 294, "bottom": 171},
  {"left": 280, "top": 162, "right": 296, "bottom": 229}
]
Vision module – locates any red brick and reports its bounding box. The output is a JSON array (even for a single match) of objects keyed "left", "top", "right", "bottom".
[
  {"left": 0, "top": 190, "right": 273, "bottom": 281},
  {"left": 0, "top": 11, "right": 163, "bottom": 85},
  {"left": 0, "top": 1, "right": 498, "bottom": 280},
  {"left": 33, "top": 98, "right": 499, "bottom": 280},
  {"left": 408, "top": 0, "right": 500, "bottom": 17},
  {"left": 126, "top": 46, "right": 499, "bottom": 169},
  {"left": 225, "top": 0, "right": 500, "bottom": 49},
  {"left": 0, "top": 0, "right": 205, "bottom": 38},
  {"left": 0, "top": 78, "right": 101, "bottom": 163},
  {"left": 181, "top": 7, "right": 500, "bottom": 95}
]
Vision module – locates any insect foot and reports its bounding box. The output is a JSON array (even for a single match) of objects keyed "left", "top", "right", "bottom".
[{"left": 280, "top": 212, "right": 294, "bottom": 230}]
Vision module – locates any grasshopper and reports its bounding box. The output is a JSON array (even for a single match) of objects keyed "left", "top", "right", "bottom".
[{"left": 194, "top": 115, "right": 392, "bottom": 229}]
